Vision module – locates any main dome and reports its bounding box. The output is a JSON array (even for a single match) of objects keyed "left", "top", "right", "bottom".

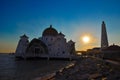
[{"left": 42, "top": 25, "right": 58, "bottom": 36}]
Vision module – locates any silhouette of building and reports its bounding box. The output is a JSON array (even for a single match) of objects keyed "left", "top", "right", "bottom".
[
  {"left": 100, "top": 21, "right": 120, "bottom": 61},
  {"left": 103, "top": 44, "right": 120, "bottom": 61},
  {"left": 101, "top": 21, "right": 109, "bottom": 49},
  {"left": 15, "top": 25, "right": 76, "bottom": 59}
]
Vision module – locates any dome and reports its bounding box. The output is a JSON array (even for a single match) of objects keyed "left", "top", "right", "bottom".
[{"left": 42, "top": 25, "right": 58, "bottom": 36}]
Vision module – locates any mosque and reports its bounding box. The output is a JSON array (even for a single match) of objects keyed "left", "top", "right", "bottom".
[{"left": 15, "top": 25, "right": 76, "bottom": 59}]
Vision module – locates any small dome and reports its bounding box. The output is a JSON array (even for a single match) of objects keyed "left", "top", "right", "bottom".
[
  {"left": 20, "top": 34, "right": 28, "bottom": 38},
  {"left": 59, "top": 32, "right": 65, "bottom": 37},
  {"left": 42, "top": 25, "right": 58, "bottom": 36}
]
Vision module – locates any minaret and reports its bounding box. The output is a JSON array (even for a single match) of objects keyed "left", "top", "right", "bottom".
[
  {"left": 15, "top": 34, "right": 29, "bottom": 57},
  {"left": 101, "top": 21, "right": 109, "bottom": 49}
]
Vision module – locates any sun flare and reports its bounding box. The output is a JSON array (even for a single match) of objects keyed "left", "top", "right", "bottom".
[{"left": 82, "top": 36, "right": 90, "bottom": 43}]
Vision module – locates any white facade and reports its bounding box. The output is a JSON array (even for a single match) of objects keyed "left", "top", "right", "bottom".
[
  {"left": 15, "top": 25, "right": 75, "bottom": 59},
  {"left": 40, "top": 33, "right": 70, "bottom": 57},
  {"left": 15, "top": 34, "right": 29, "bottom": 57}
]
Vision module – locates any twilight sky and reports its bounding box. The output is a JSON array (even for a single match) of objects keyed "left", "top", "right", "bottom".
[{"left": 0, "top": 0, "right": 120, "bottom": 53}]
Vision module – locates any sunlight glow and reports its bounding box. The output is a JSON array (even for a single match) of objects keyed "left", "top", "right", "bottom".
[{"left": 82, "top": 36, "right": 90, "bottom": 43}]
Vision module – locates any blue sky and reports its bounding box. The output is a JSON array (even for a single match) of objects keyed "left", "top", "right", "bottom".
[{"left": 0, "top": 0, "right": 120, "bottom": 52}]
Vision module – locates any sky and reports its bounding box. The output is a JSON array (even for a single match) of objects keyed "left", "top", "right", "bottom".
[{"left": 0, "top": 0, "right": 120, "bottom": 53}]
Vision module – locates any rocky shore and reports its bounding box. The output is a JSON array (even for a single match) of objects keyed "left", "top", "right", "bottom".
[{"left": 40, "top": 57, "right": 120, "bottom": 80}]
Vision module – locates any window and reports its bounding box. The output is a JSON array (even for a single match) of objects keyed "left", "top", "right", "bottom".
[
  {"left": 51, "top": 38, "right": 53, "bottom": 41},
  {"left": 35, "top": 48, "right": 40, "bottom": 54},
  {"left": 40, "top": 50, "right": 43, "bottom": 53},
  {"left": 48, "top": 44, "right": 51, "bottom": 46},
  {"left": 49, "top": 48, "right": 51, "bottom": 51},
  {"left": 57, "top": 38, "right": 61, "bottom": 40}
]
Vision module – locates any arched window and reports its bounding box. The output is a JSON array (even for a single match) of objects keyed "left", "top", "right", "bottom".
[
  {"left": 51, "top": 38, "right": 53, "bottom": 41},
  {"left": 35, "top": 48, "right": 40, "bottom": 54}
]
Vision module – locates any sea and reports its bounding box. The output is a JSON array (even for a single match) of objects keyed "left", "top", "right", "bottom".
[{"left": 0, "top": 53, "right": 72, "bottom": 80}]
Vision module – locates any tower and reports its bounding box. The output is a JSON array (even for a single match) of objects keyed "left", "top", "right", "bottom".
[
  {"left": 15, "top": 34, "right": 29, "bottom": 57},
  {"left": 101, "top": 21, "right": 109, "bottom": 49}
]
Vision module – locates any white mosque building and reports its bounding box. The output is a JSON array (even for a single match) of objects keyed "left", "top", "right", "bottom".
[{"left": 15, "top": 25, "right": 76, "bottom": 59}]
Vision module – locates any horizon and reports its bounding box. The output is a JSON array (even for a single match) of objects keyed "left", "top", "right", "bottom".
[{"left": 0, "top": 0, "right": 120, "bottom": 53}]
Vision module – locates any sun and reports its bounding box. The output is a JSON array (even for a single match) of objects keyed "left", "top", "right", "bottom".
[{"left": 82, "top": 36, "right": 90, "bottom": 43}]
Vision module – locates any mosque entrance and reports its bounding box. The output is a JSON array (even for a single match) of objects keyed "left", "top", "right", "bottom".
[
  {"left": 34, "top": 47, "right": 44, "bottom": 54},
  {"left": 35, "top": 47, "right": 40, "bottom": 54}
]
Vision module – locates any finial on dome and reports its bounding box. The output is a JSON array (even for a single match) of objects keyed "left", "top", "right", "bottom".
[
  {"left": 50, "top": 25, "right": 52, "bottom": 28},
  {"left": 42, "top": 25, "right": 58, "bottom": 36}
]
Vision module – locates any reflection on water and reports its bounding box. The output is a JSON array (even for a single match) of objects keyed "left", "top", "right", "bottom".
[{"left": 0, "top": 54, "right": 71, "bottom": 80}]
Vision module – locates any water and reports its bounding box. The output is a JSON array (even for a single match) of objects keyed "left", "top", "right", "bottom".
[{"left": 0, "top": 54, "right": 71, "bottom": 80}]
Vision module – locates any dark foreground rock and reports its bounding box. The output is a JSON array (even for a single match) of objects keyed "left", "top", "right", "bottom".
[{"left": 48, "top": 57, "right": 120, "bottom": 80}]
